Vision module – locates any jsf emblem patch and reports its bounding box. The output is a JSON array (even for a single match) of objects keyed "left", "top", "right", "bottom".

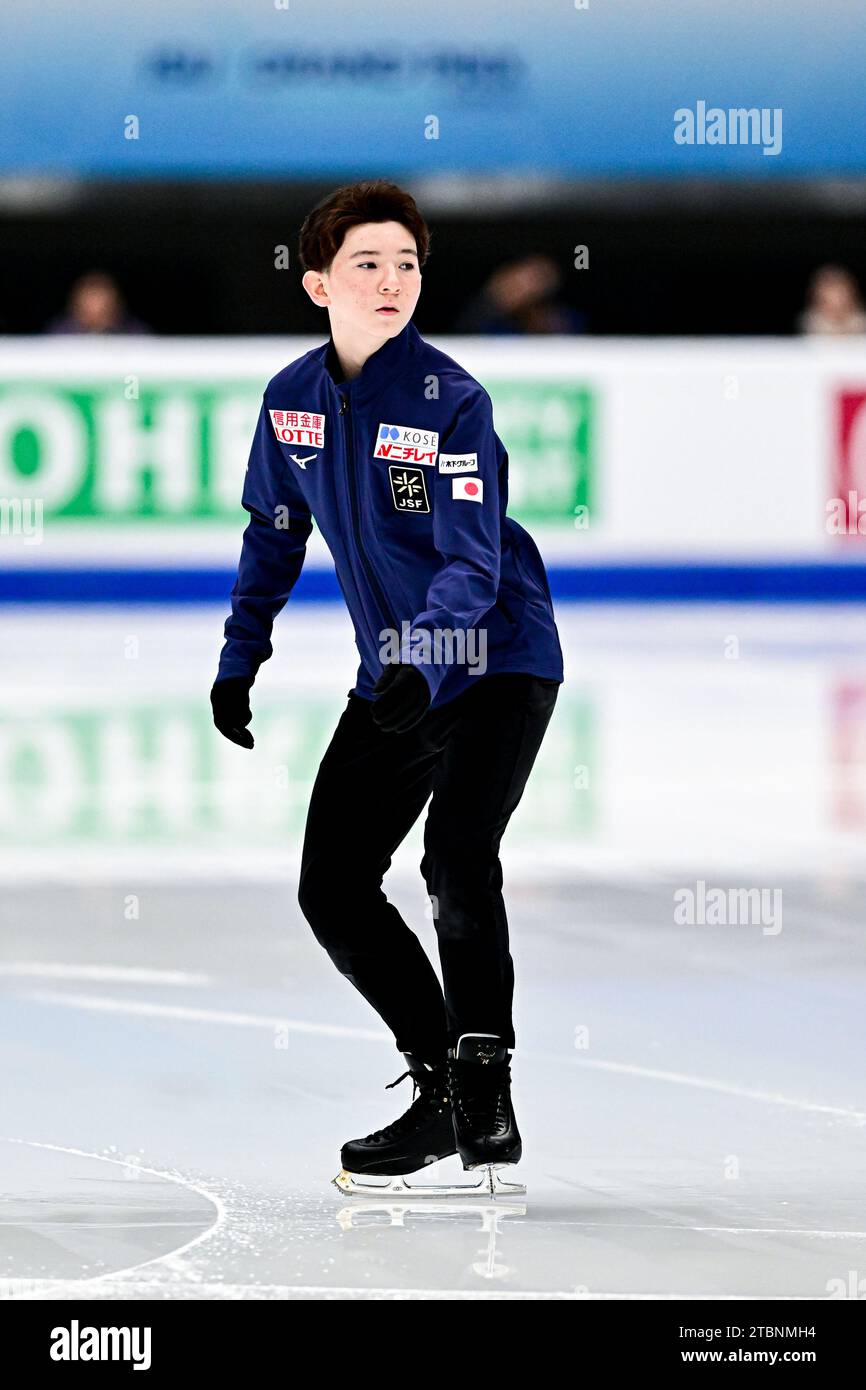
[
  {"left": 389, "top": 465, "right": 430, "bottom": 513},
  {"left": 269, "top": 409, "right": 325, "bottom": 448},
  {"left": 375, "top": 423, "right": 439, "bottom": 467}
]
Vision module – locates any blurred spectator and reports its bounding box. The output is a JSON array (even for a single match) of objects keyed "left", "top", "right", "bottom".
[
  {"left": 46, "top": 271, "right": 151, "bottom": 335},
  {"left": 798, "top": 264, "right": 866, "bottom": 336},
  {"left": 453, "top": 253, "right": 586, "bottom": 334}
]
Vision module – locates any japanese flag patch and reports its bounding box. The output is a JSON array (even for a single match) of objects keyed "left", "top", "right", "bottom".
[{"left": 452, "top": 477, "right": 483, "bottom": 503}]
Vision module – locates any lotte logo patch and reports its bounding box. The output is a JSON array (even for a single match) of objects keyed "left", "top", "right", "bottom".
[
  {"left": 269, "top": 409, "right": 325, "bottom": 449},
  {"left": 452, "top": 477, "right": 483, "bottom": 503}
]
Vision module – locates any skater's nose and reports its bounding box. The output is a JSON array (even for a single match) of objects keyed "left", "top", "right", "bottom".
[{"left": 378, "top": 262, "right": 401, "bottom": 292}]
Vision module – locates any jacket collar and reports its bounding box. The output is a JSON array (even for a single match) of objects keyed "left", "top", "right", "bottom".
[{"left": 318, "top": 319, "right": 423, "bottom": 408}]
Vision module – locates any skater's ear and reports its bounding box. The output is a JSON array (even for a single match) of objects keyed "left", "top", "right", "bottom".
[{"left": 302, "top": 268, "right": 332, "bottom": 311}]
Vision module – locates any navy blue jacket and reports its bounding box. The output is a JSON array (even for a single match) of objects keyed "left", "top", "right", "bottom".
[{"left": 217, "top": 320, "right": 564, "bottom": 708}]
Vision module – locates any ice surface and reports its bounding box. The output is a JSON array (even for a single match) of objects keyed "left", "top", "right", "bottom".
[{"left": 1, "top": 604, "right": 865, "bottom": 1299}]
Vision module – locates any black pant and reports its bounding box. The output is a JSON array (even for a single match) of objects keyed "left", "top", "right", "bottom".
[{"left": 298, "top": 672, "right": 559, "bottom": 1061}]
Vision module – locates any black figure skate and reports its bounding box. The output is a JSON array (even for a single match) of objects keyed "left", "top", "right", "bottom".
[
  {"left": 333, "top": 1053, "right": 461, "bottom": 1197},
  {"left": 446, "top": 1033, "right": 526, "bottom": 1197}
]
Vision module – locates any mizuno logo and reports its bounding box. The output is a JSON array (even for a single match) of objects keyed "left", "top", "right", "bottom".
[{"left": 290, "top": 453, "right": 317, "bottom": 469}]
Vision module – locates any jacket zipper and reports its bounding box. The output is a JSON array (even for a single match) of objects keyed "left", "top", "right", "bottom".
[{"left": 339, "top": 393, "right": 399, "bottom": 646}]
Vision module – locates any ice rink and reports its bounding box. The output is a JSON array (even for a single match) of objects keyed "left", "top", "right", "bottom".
[{"left": 2, "top": 602, "right": 865, "bottom": 1300}]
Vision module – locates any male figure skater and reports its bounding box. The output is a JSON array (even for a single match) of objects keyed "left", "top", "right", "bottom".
[{"left": 211, "top": 180, "right": 564, "bottom": 1194}]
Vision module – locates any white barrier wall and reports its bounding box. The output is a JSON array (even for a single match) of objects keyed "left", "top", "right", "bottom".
[
  {"left": 1, "top": 336, "right": 865, "bottom": 567},
  {"left": 457, "top": 336, "right": 866, "bottom": 559}
]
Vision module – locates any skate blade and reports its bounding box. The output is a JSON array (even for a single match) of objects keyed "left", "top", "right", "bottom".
[{"left": 332, "top": 1165, "right": 526, "bottom": 1198}]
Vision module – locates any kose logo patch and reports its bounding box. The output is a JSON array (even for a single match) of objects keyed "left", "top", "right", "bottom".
[{"left": 375, "top": 422, "right": 439, "bottom": 467}]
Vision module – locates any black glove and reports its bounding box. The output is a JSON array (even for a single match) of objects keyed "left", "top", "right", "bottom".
[
  {"left": 371, "top": 662, "right": 431, "bottom": 733},
  {"left": 210, "top": 675, "right": 255, "bottom": 748}
]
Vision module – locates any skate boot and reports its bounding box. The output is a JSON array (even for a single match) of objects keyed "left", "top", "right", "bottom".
[
  {"left": 446, "top": 1033, "right": 526, "bottom": 1196},
  {"left": 332, "top": 1053, "right": 457, "bottom": 1196}
]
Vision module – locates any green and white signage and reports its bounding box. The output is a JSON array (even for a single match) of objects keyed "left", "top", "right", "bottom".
[{"left": 0, "top": 378, "right": 593, "bottom": 526}]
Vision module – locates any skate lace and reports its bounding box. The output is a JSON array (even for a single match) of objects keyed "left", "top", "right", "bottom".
[
  {"left": 360, "top": 1067, "right": 449, "bottom": 1145},
  {"left": 449, "top": 1059, "right": 511, "bottom": 1128}
]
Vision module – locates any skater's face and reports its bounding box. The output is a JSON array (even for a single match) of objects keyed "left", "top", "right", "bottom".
[{"left": 302, "top": 221, "right": 422, "bottom": 343}]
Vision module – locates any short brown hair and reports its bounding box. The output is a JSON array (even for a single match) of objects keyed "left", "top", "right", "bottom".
[{"left": 298, "top": 179, "right": 430, "bottom": 273}]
